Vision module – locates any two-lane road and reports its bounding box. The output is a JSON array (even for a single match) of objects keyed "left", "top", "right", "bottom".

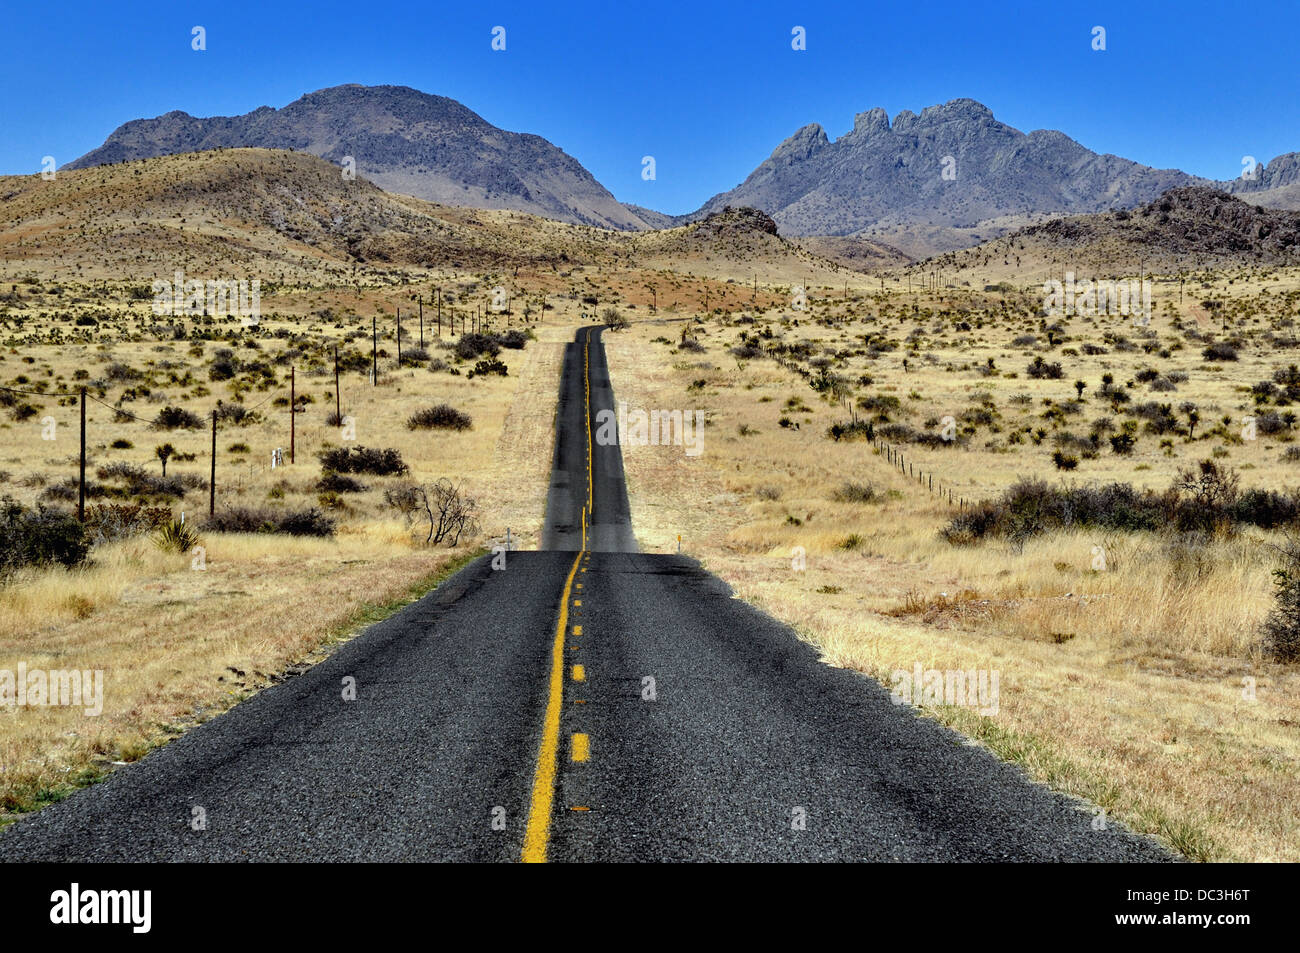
[{"left": 0, "top": 326, "right": 1172, "bottom": 862}]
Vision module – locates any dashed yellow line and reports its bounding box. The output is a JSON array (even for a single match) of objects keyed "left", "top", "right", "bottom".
[
  {"left": 571, "top": 733, "right": 590, "bottom": 762},
  {"left": 521, "top": 546, "right": 584, "bottom": 863},
  {"left": 521, "top": 328, "right": 597, "bottom": 863}
]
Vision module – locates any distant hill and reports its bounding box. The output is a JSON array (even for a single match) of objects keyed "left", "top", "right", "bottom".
[
  {"left": 927, "top": 186, "right": 1300, "bottom": 280},
  {"left": 692, "top": 98, "right": 1300, "bottom": 255},
  {"left": 67, "top": 84, "right": 652, "bottom": 231}
]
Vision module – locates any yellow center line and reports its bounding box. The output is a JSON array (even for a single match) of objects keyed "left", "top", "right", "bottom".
[
  {"left": 521, "top": 328, "right": 595, "bottom": 864},
  {"left": 571, "top": 733, "right": 590, "bottom": 762}
]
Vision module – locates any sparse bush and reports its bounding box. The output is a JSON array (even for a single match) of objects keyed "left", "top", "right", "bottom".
[
  {"left": 1026, "top": 356, "right": 1064, "bottom": 380},
  {"left": 832, "top": 482, "right": 876, "bottom": 504},
  {"left": 455, "top": 333, "right": 499, "bottom": 360},
  {"left": 1261, "top": 539, "right": 1300, "bottom": 662},
  {"left": 399, "top": 347, "right": 430, "bottom": 368},
  {"left": 203, "top": 506, "right": 335, "bottom": 537},
  {"left": 153, "top": 405, "right": 204, "bottom": 430},
  {"left": 407, "top": 404, "right": 472, "bottom": 431},
  {"left": 0, "top": 499, "right": 89, "bottom": 575},
  {"left": 468, "top": 357, "right": 508, "bottom": 378},
  {"left": 602, "top": 307, "right": 628, "bottom": 331},
  {"left": 83, "top": 503, "right": 171, "bottom": 545},
  {"left": 827, "top": 419, "right": 874, "bottom": 441},
  {"left": 316, "top": 446, "right": 408, "bottom": 476},
  {"left": 1202, "top": 342, "right": 1239, "bottom": 361},
  {"left": 316, "top": 472, "right": 367, "bottom": 494}
]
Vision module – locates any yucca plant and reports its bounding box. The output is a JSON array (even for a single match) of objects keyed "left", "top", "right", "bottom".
[{"left": 154, "top": 518, "right": 200, "bottom": 554}]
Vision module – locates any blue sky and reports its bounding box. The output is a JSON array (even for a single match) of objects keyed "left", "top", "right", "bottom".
[{"left": 2, "top": 0, "right": 1296, "bottom": 214}]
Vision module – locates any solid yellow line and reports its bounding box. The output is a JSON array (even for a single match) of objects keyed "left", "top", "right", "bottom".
[
  {"left": 521, "top": 547, "right": 584, "bottom": 863},
  {"left": 585, "top": 337, "right": 593, "bottom": 512},
  {"left": 571, "top": 733, "right": 590, "bottom": 762}
]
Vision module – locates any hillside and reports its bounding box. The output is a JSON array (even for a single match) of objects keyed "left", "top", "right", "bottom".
[
  {"left": 67, "top": 84, "right": 652, "bottom": 231},
  {"left": 922, "top": 186, "right": 1300, "bottom": 281}
]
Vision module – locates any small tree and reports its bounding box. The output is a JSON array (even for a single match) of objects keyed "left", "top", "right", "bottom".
[
  {"left": 155, "top": 443, "right": 176, "bottom": 476},
  {"left": 601, "top": 306, "right": 628, "bottom": 331},
  {"left": 1075, "top": 380, "right": 1086, "bottom": 400},
  {"left": 1262, "top": 538, "right": 1300, "bottom": 661}
]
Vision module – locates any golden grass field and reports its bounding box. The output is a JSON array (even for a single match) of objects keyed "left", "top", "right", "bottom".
[
  {"left": 0, "top": 279, "right": 581, "bottom": 821},
  {"left": 603, "top": 270, "right": 1300, "bottom": 862},
  {"left": 2, "top": 148, "right": 1298, "bottom": 859}
]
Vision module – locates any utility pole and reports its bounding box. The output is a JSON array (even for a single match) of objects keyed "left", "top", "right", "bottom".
[
  {"left": 436, "top": 287, "right": 442, "bottom": 337},
  {"left": 372, "top": 316, "right": 378, "bottom": 385},
  {"left": 78, "top": 386, "right": 86, "bottom": 522},
  {"left": 290, "top": 365, "right": 296, "bottom": 464},
  {"left": 209, "top": 409, "right": 217, "bottom": 517},
  {"left": 396, "top": 309, "right": 402, "bottom": 366},
  {"left": 419, "top": 298, "right": 424, "bottom": 349}
]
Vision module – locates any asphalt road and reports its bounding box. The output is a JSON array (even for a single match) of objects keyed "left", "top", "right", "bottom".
[{"left": 0, "top": 326, "right": 1172, "bottom": 862}]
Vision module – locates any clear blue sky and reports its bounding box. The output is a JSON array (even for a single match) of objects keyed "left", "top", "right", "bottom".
[{"left": 2, "top": 0, "right": 1296, "bottom": 214}]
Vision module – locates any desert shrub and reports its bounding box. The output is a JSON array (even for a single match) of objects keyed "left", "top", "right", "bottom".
[
  {"left": 153, "top": 405, "right": 204, "bottom": 430},
  {"left": 110, "top": 438, "right": 133, "bottom": 449},
  {"left": 391, "top": 479, "right": 480, "bottom": 546},
  {"left": 316, "top": 472, "right": 367, "bottom": 494},
  {"left": 399, "top": 347, "right": 430, "bottom": 368},
  {"left": 1202, "top": 342, "right": 1239, "bottom": 361},
  {"left": 1233, "top": 489, "right": 1300, "bottom": 530},
  {"left": 1052, "top": 451, "right": 1079, "bottom": 470},
  {"left": 497, "top": 329, "right": 528, "bottom": 349},
  {"left": 95, "top": 462, "right": 198, "bottom": 500},
  {"left": 0, "top": 499, "right": 89, "bottom": 575},
  {"left": 203, "top": 506, "right": 335, "bottom": 537},
  {"left": 832, "top": 481, "right": 876, "bottom": 504},
  {"left": 1026, "top": 356, "right": 1064, "bottom": 380},
  {"left": 1261, "top": 539, "right": 1300, "bottom": 661},
  {"left": 827, "top": 420, "right": 874, "bottom": 441},
  {"left": 83, "top": 503, "right": 172, "bottom": 544},
  {"left": 316, "top": 446, "right": 408, "bottom": 476},
  {"left": 602, "top": 307, "right": 628, "bottom": 331},
  {"left": 455, "top": 333, "right": 499, "bottom": 360},
  {"left": 468, "top": 357, "right": 508, "bottom": 378},
  {"left": 407, "top": 404, "right": 472, "bottom": 431},
  {"left": 213, "top": 402, "right": 260, "bottom": 426}
]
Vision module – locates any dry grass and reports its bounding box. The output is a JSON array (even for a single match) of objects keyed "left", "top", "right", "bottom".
[
  {"left": 0, "top": 295, "right": 576, "bottom": 822},
  {"left": 605, "top": 306, "right": 1300, "bottom": 862}
]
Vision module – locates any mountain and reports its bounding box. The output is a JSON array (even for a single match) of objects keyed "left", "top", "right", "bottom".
[
  {"left": 927, "top": 186, "right": 1300, "bottom": 281},
  {"left": 66, "top": 84, "right": 651, "bottom": 231},
  {"left": 693, "top": 98, "right": 1300, "bottom": 253},
  {"left": 2, "top": 149, "right": 857, "bottom": 286}
]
